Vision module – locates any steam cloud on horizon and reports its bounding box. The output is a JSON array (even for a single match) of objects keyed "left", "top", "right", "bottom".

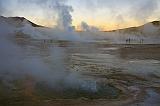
[{"left": 81, "top": 21, "right": 100, "bottom": 32}]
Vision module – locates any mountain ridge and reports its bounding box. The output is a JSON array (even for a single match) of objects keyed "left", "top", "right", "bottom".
[
  {"left": 0, "top": 16, "right": 159, "bottom": 32},
  {"left": 110, "top": 21, "right": 160, "bottom": 33},
  {"left": 0, "top": 16, "right": 43, "bottom": 28}
]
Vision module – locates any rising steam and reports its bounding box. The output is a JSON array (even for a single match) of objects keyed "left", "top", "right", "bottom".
[
  {"left": 0, "top": 22, "right": 98, "bottom": 92},
  {"left": 0, "top": 0, "right": 160, "bottom": 97},
  {"left": 0, "top": 0, "right": 75, "bottom": 31},
  {"left": 81, "top": 21, "right": 100, "bottom": 32},
  {"left": 53, "top": 0, "right": 74, "bottom": 31}
]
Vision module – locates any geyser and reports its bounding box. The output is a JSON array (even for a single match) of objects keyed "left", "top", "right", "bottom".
[{"left": 54, "top": 0, "right": 74, "bottom": 31}]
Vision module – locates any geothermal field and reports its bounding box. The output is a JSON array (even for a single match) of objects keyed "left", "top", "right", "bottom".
[
  {"left": 1, "top": 36, "right": 160, "bottom": 106},
  {"left": 0, "top": 0, "right": 160, "bottom": 106},
  {"left": 0, "top": 20, "right": 160, "bottom": 105}
]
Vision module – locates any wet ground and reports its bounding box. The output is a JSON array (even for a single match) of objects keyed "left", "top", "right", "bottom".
[{"left": 0, "top": 38, "right": 160, "bottom": 106}]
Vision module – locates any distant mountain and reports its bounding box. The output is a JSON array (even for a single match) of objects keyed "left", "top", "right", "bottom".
[
  {"left": 1, "top": 16, "right": 159, "bottom": 34},
  {"left": 0, "top": 16, "right": 42, "bottom": 28},
  {"left": 0, "top": 16, "right": 160, "bottom": 43},
  {"left": 115, "top": 21, "right": 160, "bottom": 36}
]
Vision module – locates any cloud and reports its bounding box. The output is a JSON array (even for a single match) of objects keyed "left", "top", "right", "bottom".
[
  {"left": 0, "top": 0, "right": 160, "bottom": 30},
  {"left": 129, "top": 0, "right": 158, "bottom": 23},
  {"left": 71, "top": 0, "right": 160, "bottom": 25}
]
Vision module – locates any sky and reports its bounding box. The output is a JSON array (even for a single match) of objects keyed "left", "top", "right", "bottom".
[{"left": 0, "top": 0, "right": 160, "bottom": 31}]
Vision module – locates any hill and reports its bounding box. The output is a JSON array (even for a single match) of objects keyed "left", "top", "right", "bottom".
[
  {"left": 115, "top": 21, "right": 160, "bottom": 36},
  {"left": 0, "top": 16, "right": 42, "bottom": 28}
]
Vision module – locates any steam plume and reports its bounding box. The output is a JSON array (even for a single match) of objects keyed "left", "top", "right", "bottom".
[
  {"left": 0, "top": 22, "right": 97, "bottom": 92},
  {"left": 81, "top": 21, "right": 99, "bottom": 32},
  {"left": 53, "top": 0, "right": 74, "bottom": 31},
  {"left": 0, "top": 0, "right": 74, "bottom": 31}
]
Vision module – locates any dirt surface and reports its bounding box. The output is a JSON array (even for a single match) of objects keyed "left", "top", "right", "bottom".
[{"left": 0, "top": 39, "right": 160, "bottom": 106}]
